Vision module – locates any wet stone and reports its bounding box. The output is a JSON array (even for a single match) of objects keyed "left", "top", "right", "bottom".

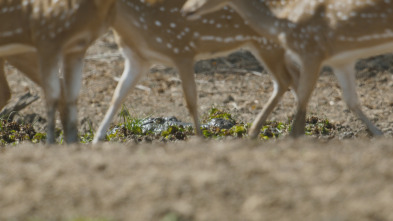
[
  {"left": 141, "top": 116, "right": 193, "bottom": 134},
  {"left": 205, "top": 118, "right": 235, "bottom": 130},
  {"left": 140, "top": 117, "right": 236, "bottom": 135}
]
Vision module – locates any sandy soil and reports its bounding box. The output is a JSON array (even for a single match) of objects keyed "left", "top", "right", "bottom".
[
  {"left": 1, "top": 32, "right": 393, "bottom": 221},
  {"left": 1, "top": 139, "right": 393, "bottom": 221}
]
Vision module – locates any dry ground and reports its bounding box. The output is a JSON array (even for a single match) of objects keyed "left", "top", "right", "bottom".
[
  {"left": 1, "top": 32, "right": 393, "bottom": 221},
  {"left": 1, "top": 139, "right": 393, "bottom": 221}
]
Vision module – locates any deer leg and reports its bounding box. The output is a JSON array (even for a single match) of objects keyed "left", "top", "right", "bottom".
[
  {"left": 249, "top": 80, "right": 289, "bottom": 139},
  {"left": 175, "top": 59, "right": 202, "bottom": 136},
  {"left": 93, "top": 46, "right": 147, "bottom": 144},
  {"left": 331, "top": 63, "right": 383, "bottom": 136},
  {"left": 248, "top": 50, "right": 296, "bottom": 139},
  {"left": 291, "top": 56, "right": 321, "bottom": 138},
  {"left": 0, "top": 59, "right": 11, "bottom": 111},
  {"left": 38, "top": 53, "right": 61, "bottom": 144},
  {"left": 59, "top": 51, "right": 86, "bottom": 143}
]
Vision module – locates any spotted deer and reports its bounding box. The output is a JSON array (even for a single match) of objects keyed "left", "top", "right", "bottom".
[
  {"left": 1, "top": 0, "right": 297, "bottom": 143},
  {"left": 93, "top": 0, "right": 301, "bottom": 142},
  {"left": 182, "top": 0, "right": 389, "bottom": 137},
  {"left": 0, "top": 0, "right": 116, "bottom": 143}
]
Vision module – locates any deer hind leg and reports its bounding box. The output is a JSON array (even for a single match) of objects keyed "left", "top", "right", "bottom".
[
  {"left": 248, "top": 50, "right": 295, "bottom": 139},
  {"left": 93, "top": 46, "right": 147, "bottom": 144},
  {"left": 0, "top": 59, "right": 11, "bottom": 111},
  {"left": 175, "top": 59, "right": 202, "bottom": 136},
  {"left": 249, "top": 80, "right": 288, "bottom": 139},
  {"left": 38, "top": 53, "right": 62, "bottom": 144},
  {"left": 291, "top": 56, "right": 321, "bottom": 138},
  {"left": 59, "top": 51, "right": 86, "bottom": 144},
  {"left": 331, "top": 63, "right": 383, "bottom": 136}
]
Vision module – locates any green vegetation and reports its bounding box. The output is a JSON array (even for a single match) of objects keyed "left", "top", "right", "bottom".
[
  {"left": 79, "top": 120, "right": 95, "bottom": 144},
  {"left": 161, "top": 125, "right": 193, "bottom": 141},
  {"left": 0, "top": 107, "right": 337, "bottom": 146},
  {"left": 203, "top": 107, "right": 234, "bottom": 122},
  {"left": 201, "top": 123, "right": 248, "bottom": 139},
  {"left": 305, "top": 116, "right": 335, "bottom": 136},
  {"left": 259, "top": 120, "right": 291, "bottom": 140},
  {"left": 0, "top": 119, "right": 38, "bottom": 146}
]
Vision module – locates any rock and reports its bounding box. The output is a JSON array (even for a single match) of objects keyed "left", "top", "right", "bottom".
[
  {"left": 205, "top": 118, "right": 235, "bottom": 130},
  {"left": 141, "top": 116, "right": 193, "bottom": 134},
  {"left": 139, "top": 116, "right": 237, "bottom": 135}
]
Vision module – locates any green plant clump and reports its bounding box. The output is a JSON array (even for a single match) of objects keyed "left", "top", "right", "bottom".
[
  {"left": 203, "top": 107, "right": 234, "bottom": 122},
  {"left": 0, "top": 120, "right": 37, "bottom": 145},
  {"left": 305, "top": 116, "right": 336, "bottom": 136},
  {"left": 1, "top": 105, "right": 337, "bottom": 145},
  {"left": 161, "top": 125, "right": 191, "bottom": 141}
]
